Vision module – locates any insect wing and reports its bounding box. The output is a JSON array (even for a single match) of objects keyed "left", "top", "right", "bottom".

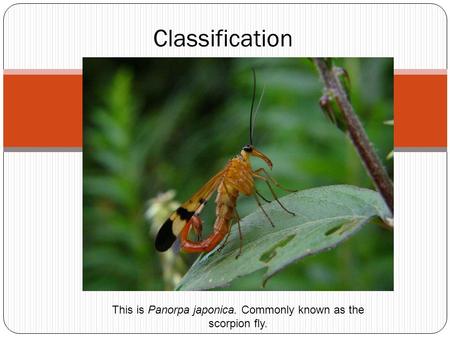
[{"left": 155, "top": 171, "right": 224, "bottom": 252}]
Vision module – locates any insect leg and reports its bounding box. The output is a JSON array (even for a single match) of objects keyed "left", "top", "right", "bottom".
[
  {"left": 264, "top": 180, "right": 296, "bottom": 216},
  {"left": 217, "top": 230, "right": 232, "bottom": 253},
  {"left": 255, "top": 188, "right": 271, "bottom": 203},
  {"left": 254, "top": 192, "right": 275, "bottom": 228},
  {"left": 253, "top": 168, "right": 297, "bottom": 193},
  {"left": 253, "top": 169, "right": 296, "bottom": 216},
  {"left": 190, "top": 215, "right": 203, "bottom": 241},
  {"left": 234, "top": 209, "right": 243, "bottom": 259}
]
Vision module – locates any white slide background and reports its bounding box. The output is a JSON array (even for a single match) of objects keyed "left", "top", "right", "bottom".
[{"left": 2, "top": 3, "right": 447, "bottom": 334}]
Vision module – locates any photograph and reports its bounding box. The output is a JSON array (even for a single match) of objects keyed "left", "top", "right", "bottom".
[{"left": 83, "top": 57, "right": 393, "bottom": 291}]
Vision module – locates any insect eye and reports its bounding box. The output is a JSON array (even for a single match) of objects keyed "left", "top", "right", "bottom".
[{"left": 243, "top": 145, "right": 253, "bottom": 152}]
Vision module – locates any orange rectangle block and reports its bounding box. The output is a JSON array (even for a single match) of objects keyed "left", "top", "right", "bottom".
[
  {"left": 2, "top": 72, "right": 446, "bottom": 149},
  {"left": 394, "top": 74, "right": 447, "bottom": 148},
  {"left": 4, "top": 74, "right": 82, "bottom": 147}
]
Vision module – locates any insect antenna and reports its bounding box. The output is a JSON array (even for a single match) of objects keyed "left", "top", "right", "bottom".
[
  {"left": 251, "top": 85, "right": 265, "bottom": 140},
  {"left": 249, "top": 69, "right": 266, "bottom": 146},
  {"left": 249, "top": 68, "right": 257, "bottom": 145}
]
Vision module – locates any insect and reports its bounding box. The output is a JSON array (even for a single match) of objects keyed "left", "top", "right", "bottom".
[{"left": 155, "top": 70, "right": 295, "bottom": 257}]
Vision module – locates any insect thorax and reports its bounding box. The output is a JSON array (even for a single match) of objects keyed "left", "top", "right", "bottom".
[{"left": 222, "top": 157, "right": 254, "bottom": 196}]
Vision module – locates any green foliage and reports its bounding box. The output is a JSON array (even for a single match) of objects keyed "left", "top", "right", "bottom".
[
  {"left": 177, "top": 185, "right": 391, "bottom": 290},
  {"left": 83, "top": 58, "right": 393, "bottom": 291},
  {"left": 83, "top": 68, "right": 162, "bottom": 290}
]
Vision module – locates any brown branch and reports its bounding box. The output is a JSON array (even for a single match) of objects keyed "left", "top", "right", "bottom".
[{"left": 312, "top": 58, "right": 393, "bottom": 214}]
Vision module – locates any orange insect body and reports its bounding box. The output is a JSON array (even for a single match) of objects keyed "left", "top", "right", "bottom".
[
  {"left": 155, "top": 69, "right": 294, "bottom": 255},
  {"left": 179, "top": 147, "right": 273, "bottom": 253}
]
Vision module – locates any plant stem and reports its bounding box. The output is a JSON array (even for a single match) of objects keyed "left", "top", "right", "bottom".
[{"left": 312, "top": 58, "right": 394, "bottom": 214}]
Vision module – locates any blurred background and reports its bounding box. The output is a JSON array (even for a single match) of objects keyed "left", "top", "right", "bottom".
[{"left": 83, "top": 58, "right": 393, "bottom": 291}]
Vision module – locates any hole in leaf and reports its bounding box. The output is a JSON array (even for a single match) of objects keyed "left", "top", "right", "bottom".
[
  {"left": 325, "top": 224, "right": 344, "bottom": 236},
  {"left": 325, "top": 220, "right": 360, "bottom": 236},
  {"left": 259, "top": 234, "right": 296, "bottom": 263}
]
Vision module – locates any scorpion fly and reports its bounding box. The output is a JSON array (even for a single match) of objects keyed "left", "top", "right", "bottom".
[{"left": 155, "top": 69, "right": 296, "bottom": 257}]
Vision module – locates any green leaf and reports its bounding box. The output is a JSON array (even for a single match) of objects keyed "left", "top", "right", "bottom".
[{"left": 176, "top": 185, "right": 391, "bottom": 291}]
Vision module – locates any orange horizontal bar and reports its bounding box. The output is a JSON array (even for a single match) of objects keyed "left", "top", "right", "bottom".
[
  {"left": 394, "top": 74, "right": 447, "bottom": 148},
  {"left": 2, "top": 72, "right": 446, "bottom": 149},
  {"left": 4, "top": 74, "right": 82, "bottom": 147}
]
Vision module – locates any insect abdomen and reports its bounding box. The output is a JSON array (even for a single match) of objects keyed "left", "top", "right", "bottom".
[{"left": 214, "top": 183, "right": 239, "bottom": 228}]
